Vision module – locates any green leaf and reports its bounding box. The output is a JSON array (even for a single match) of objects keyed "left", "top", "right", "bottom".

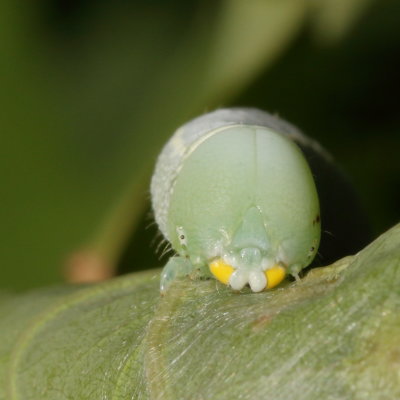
[
  {"left": 310, "top": 0, "right": 376, "bottom": 42},
  {"left": 1, "top": 223, "right": 400, "bottom": 399}
]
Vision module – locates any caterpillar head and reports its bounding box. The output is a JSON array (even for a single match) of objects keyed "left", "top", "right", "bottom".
[{"left": 152, "top": 109, "right": 320, "bottom": 292}]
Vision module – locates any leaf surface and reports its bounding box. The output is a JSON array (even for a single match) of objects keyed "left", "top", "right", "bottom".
[{"left": 1, "top": 223, "right": 400, "bottom": 399}]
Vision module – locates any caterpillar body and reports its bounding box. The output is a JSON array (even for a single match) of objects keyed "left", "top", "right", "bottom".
[{"left": 151, "top": 108, "right": 368, "bottom": 293}]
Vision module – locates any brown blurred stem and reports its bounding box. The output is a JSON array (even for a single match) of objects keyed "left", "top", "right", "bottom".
[{"left": 65, "top": 170, "right": 150, "bottom": 283}]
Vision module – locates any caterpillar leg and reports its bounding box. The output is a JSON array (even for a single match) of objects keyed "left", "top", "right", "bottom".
[{"left": 160, "top": 256, "right": 198, "bottom": 294}]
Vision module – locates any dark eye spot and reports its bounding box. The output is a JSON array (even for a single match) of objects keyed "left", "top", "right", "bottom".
[
  {"left": 310, "top": 247, "right": 315, "bottom": 252},
  {"left": 312, "top": 215, "right": 321, "bottom": 225},
  {"left": 180, "top": 235, "right": 185, "bottom": 240}
]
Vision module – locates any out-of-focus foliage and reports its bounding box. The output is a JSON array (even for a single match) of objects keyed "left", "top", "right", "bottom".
[
  {"left": 0, "top": 0, "right": 399, "bottom": 290},
  {"left": 1, "top": 222, "right": 399, "bottom": 399}
]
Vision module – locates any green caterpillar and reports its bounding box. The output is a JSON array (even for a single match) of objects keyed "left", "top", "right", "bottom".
[{"left": 151, "top": 108, "right": 326, "bottom": 293}]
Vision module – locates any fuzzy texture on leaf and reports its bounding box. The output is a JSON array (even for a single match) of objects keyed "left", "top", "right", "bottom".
[{"left": 1, "top": 223, "right": 400, "bottom": 399}]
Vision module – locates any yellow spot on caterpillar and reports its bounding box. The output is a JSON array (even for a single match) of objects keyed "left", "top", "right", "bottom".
[
  {"left": 210, "top": 259, "right": 286, "bottom": 290},
  {"left": 209, "top": 259, "right": 234, "bottom": 285},
  {"left": 265, "top": 265, "right": 286, "bottom": 289}
]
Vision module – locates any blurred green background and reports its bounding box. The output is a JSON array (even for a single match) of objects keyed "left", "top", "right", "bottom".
[{"left": 1, "top": 0, "right": 399, "bottom": 291}]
